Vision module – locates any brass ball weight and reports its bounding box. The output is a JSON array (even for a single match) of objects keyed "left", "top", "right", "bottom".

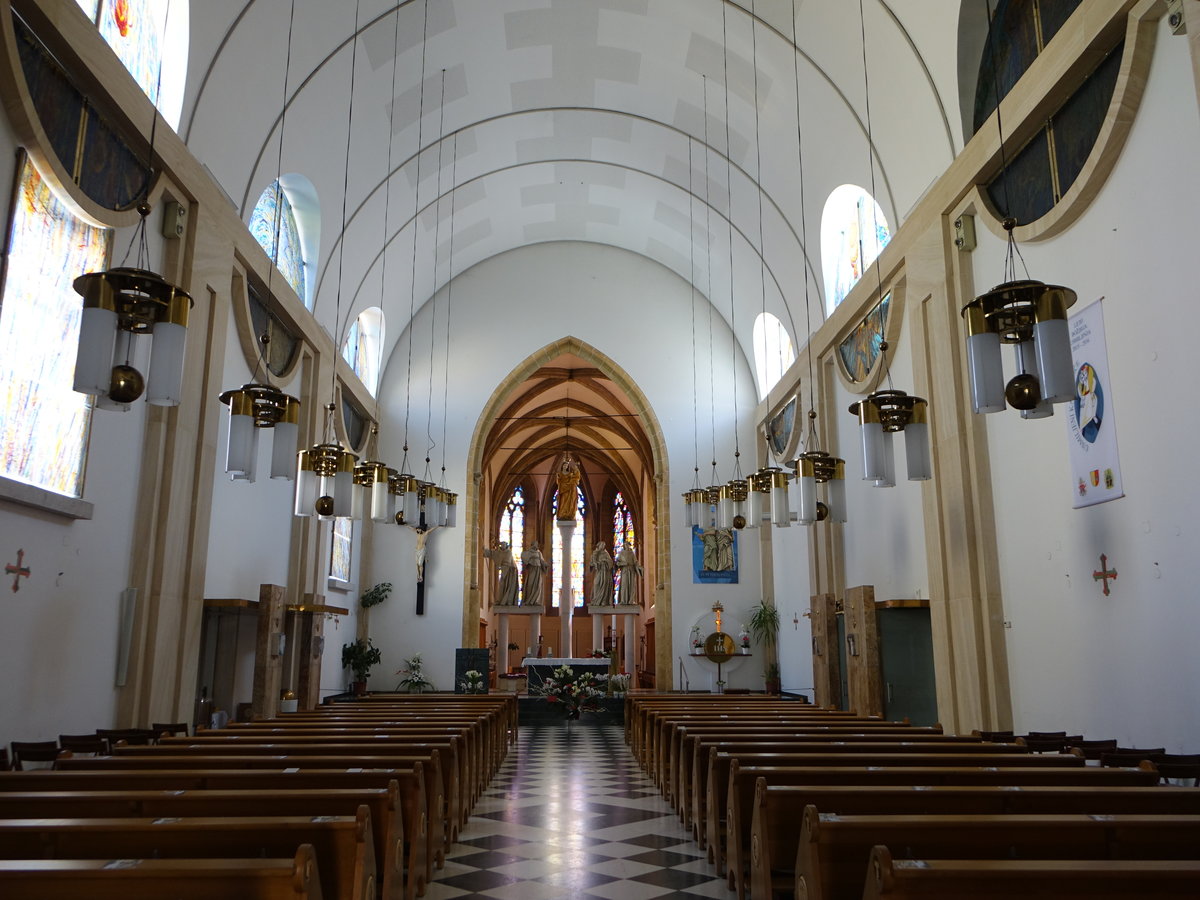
[
  {"left": 1005, "top": 373, "right": 1041, "bottom": 411},
  {"left": 815, "top": 500, "right": 829, "bottom": 522},
  {"left": 732, "top": 514, "right": 746, "bottom": 530},
  {"left": 109, "top": 365, "right": 145, "bottom": 403},
  {"left": 314, "top": 495, "right": 335, "bottom": 517}
]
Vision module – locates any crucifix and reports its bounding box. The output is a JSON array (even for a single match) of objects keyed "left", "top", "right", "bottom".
[
  {"left": 411, "top": 522, "right": 441, "bottom": 616},
  {"left": 5, "top": 548, "right": 30, "bottom": 592},
  {"left": 1092, "top": 553, "right": 1118, "bottom": 596}
]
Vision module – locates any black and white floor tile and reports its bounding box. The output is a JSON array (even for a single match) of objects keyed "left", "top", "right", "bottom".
[{"left": 424, "top": 721, "right": 731, "bottom": 899}]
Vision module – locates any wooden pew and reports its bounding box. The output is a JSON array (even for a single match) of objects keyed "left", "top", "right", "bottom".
[
  {"left": 0, "top": 810, "right": 374, "bottom": 900},
  {"left": 794, "top": 807, "right": 1200, "bottom": 900},
  {"left": 858, "top": 845, "right": 1200, "bottom": 900},
  {"left": 0, "top": 843, "right": 324, "bottom": 900},
  {"left": 0, "top": 766, "right": 428, "bottom": 900},
  {"left": 679, "top": 730, "right": 980, "bottom": 832},
  {"left": 56, "top": 751, "right": 447, "bottom": 876},
  {"left": 117, "top": 738, "right": 466, "bottom": 842},
  {"left": 750, "top": 780, "right": 1200, "bottom": 900},
  {"left": 0, "top": 786, "right": 403, "bottom": 900},
  {"left": 721, "top": 762, "right": 1158, "bottom": 898}
]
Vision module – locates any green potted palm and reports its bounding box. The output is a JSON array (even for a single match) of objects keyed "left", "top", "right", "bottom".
[
  {"left": 748, "top": 599, "right": 781, "bottom": 693},
  {"left": 341, "top": 638, "right": 382, "bottom": 695}
]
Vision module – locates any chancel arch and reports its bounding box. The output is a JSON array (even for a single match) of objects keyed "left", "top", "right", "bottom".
[{"left": 464, "top": 336, "right": 670, "bottom": 686}]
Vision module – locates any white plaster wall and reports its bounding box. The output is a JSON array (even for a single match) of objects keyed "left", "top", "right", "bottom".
[
  {"left": 367, "top": 241, "right": 762, "bottom": 692},
  {"left": 975, "top": 20, "right": 1200, "bottom": 751}
]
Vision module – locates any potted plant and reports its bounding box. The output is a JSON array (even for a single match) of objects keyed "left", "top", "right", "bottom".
[
  {"left": 459, "top": 669, "right": 486, "bottom": 694},
  {"left": 395, "top": 653, "right": 435, "bottom": 693},
  {"left": 360, "top": 582, "right": 392, "bottom": 609},
  {"left": 507, "top": 641, "right": 520, "bottom": 673},
  {"left": 341, "top": 638, "right": 382, "bottom": 695},
  {"left": 748, "top": 599, "right": 781, "bottom": 691}
]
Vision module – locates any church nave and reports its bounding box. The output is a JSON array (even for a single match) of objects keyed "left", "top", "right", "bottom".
[{"left": 426, "top": 722, "right": 729, "bottom": 900}]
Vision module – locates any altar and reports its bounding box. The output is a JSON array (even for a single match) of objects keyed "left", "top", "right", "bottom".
[{"left": 522, "top": 657, "right": 611, "bottom": 693}]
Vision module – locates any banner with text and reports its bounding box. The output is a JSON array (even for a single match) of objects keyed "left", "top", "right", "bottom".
[{"left": 1067, "top": 298, "right": 1124, "bottom": 508}]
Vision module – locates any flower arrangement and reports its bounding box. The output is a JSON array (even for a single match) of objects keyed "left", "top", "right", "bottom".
[
  {"left": 740, "top": 624, "right": 751, "bottom": 649},
  {"left": 538, "top": 664, "right": 607, "bottom": 719},
  {"left": 609, "top": 672, "right": 631, "bottom": 696},
  {"left": 459, "top": 669, "right": 485, "bottom": 694},
  {"left": 394, "top": 653, "right": 435, "bottom": 693},
  {"left": 691, "top": 625, "right": 703, "bottom": 653}
]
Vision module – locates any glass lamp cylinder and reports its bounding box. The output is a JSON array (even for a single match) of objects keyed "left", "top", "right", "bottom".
[
  {"left": 399, "top": 475, "right": 421, "bottom": 525},
  {"left": 331, "top": 450, "right": 356, "bottom": 518},
  {"left": 1034, "top": 289, "right": 1074, "bottom": 403},
  {"left": 794, "top": 457, "right": 817, "bottom": 525},
  {"left": 1017, "top": 341, "right": 1053, "bottom": 419},
  {"left": 73, "top": 278, "right": 118, "bottom": 396},
  {"left": 963, "top": 305, "right": 1005, "bottom": 413},
  {"left": 746, "top": 486, "right": 765, "bottom": 528},
  {"left": 770, "top": 470, "right": 791, "bottom": 527},
  {"left": 856, "top": 400, "right": 885, "bottom": 481},
  {"left": 717, "top": 483, "right": 735, "bottom": 530},
  {"left": 827, "top": 460, "right": 848, "bottom": 524},
  {"left": 904, "top": 399, "right": 932, "bottom": 481},
  {"left": 874, "top": 430, "right": 896, "bottom": 487},
  {"left": 294, "top": 450, "right": 317, "bottom": 516},
  {"left": 370, "top": 465, "right": 393, "bottom": 523},
  {"left": 225, "top": 390, "right": 256, "bottom": 476},
  {"left": 445, "top": 492, "right": 458, "bottom": 527},
  {"left": 270, "top": 398, "right": 300, "bottom": 479},
  {"left": 146, "top": 292, "right": 189, "bottom": 406}
]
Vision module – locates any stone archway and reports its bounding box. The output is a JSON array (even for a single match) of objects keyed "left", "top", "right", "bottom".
[{"left": 460, "top": 336, "right": 674, "bottom": 688}]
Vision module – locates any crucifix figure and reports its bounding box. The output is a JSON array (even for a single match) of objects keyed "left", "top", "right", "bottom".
[
  {"left": 5, "top": 548, "right": 30, "bottom": 592},
  {"left": 414, "top": 525, "right": 439, "bottom": 584}
]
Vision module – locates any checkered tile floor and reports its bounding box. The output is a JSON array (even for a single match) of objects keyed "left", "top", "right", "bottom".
[{"left": 423, "top": 721, "right": 731, "bottom": 899}]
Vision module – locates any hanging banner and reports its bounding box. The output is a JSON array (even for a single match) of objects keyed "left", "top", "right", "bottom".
[{"left": 1066, "top": 298, "right": 1124, "bottom": 508}]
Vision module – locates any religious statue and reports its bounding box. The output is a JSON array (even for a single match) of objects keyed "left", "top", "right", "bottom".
[
  {"left": 414, "top": 525, "right": 439, "bottom": 583},
  {"left": 590, "top": 540, "right": 614, "bottom": 606},
  {"left": 555, "top": 452, "right": 581, "bottom": 520},
  {"left": 700, "top": 527, "right": 735, "bottom": 571},
  {"left": 521, "top": 541, "right": 548, "bottom": 606},
  {"left": 483, "top": 541, "right": 519, "bottom": 606},
  {"left": 616, "top": 542, "right": 643, "bottom": 606}
]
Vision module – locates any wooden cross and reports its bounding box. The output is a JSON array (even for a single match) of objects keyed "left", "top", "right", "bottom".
[
  {"left": 5, "top": 548, "right": 30, "bottom": 592},
  {"left": 1092, "top": 553, "right": 1118, "bottom": 596}
]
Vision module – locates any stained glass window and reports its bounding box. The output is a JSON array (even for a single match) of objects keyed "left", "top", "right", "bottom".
[
  {"left": 551, "top": 486, "right": 586, "bottom": 609},
  {"left": 0, "top": 157, "right": 109, "bottom": 497},
  {"left": 612, "top": 491, "right": 635, "bottom": 603},
  {"left": 330, "top": 516, "right": 352, "bottom": 583},
  {"left": 500, "top": 486, "right": 525, "bottom": 573},
  {"left": 250, "top": 180, "right": 308, "bottom": 304},
  {"left": 76, "top": 1, "right": 100, "bottom": 19},
  {"left": 820, "top": 185, "right": 890, "bottom": 315},
  {"left": 342, "top": 307, "right": 384, "bottom": 396},
  {"left": 94, "top": 0, "right": 189, "bottom": 129},
  {"left": 752, "top": 312, "right": 795, "bottom": 397}
]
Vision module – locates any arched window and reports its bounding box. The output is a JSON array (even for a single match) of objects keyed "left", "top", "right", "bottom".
[
  {"left": 0, "top": 156, "right": 110, "bottom": 497},
  {"left": 499, "top": 486, "right": 525, "bottom": 572},
  {"left": 551, "top": 486, "right": 586, "bottom": 609},
  {"left": 330, "top": 516, "right": 352, "bottom": 584},
  {"left": 612, "top": 491, "right": 634, "bottom": 555},
  {"left": 89, "top": 0, "right": 190, "bottom": 130},
  {"left": 820, "top": 185, "right": 890, "bottom": 315},
  {"left": 752, "top": 312, "right": 796, "bottom": 397},
  {"left": 342, "top": 307, "right": 385, "bottom": 396},
  {"left": 250, "top": 177, "right": 317, "bottom": 307}
]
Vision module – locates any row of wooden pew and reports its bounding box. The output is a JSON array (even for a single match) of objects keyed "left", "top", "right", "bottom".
[
  {"left": 625, "top": 694, "right": 1200, "bottom": 899},
  {"left": 0, "top": 694, "right": 516, "bottom": 900}
]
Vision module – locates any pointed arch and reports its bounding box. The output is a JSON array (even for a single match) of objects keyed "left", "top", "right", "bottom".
[{"left": 462, "top": 336, "right": 673, "bottom": 687}]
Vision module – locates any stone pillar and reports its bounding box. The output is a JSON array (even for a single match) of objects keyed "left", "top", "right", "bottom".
[
  {"left": 624, "top": 615, "right": 636, "bottom": 675},
  {"left": 592, "top": 614, "right": 604, "bottom": 654},
  {"left": 497, "top": 614, "right": 510, "bottom": 674},
  {"left": 296, "top": 610, "right": 325, "bottom": 710},
  {"left": 557, "top": 519, "right": 576, "bottom": 656},
  {"left": 252, "top": 584, "right": 287, "bottom": 720}
]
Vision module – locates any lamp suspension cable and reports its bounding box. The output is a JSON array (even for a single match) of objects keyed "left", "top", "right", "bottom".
[
  {"left": 218, "top": 0, "right": 300, "bottom": 483},
  {"left": 703, "top": 75, "right": 720, "bottom": 506},
  {"left": 73, "top": 0, "right": 193, "bottom": 412},
  {"left": 437, "top": 129, "right": 459, "bottom": 527},
  {"left": 394, "top": 0, "right": 433, "bottom": 525},
  {"left": 958, "top": 0, "right": 1077, "bottom": 421},
  {"left": 424, "top": 70, "right": 448, "bottom": 486},
  {"left": 717, "top": 0, "right": 747, "bottom": 531},
  {"left": 844, "top": 0, "right": 932, "bottom": 487},
  {"left": 292, "top": 0, "right": 364, "bottom": 519},
  {"left": 681, "top": 87, "right": 708, "bottom": 530}
]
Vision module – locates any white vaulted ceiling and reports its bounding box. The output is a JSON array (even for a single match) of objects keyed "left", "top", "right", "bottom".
[{"left": 182, "top": 0, "right": 964, "bottom": 378}]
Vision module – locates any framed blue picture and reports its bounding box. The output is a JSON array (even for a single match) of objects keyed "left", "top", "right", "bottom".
[{"left": 692, "top": 526, "right": 738, "bottom": 584}]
